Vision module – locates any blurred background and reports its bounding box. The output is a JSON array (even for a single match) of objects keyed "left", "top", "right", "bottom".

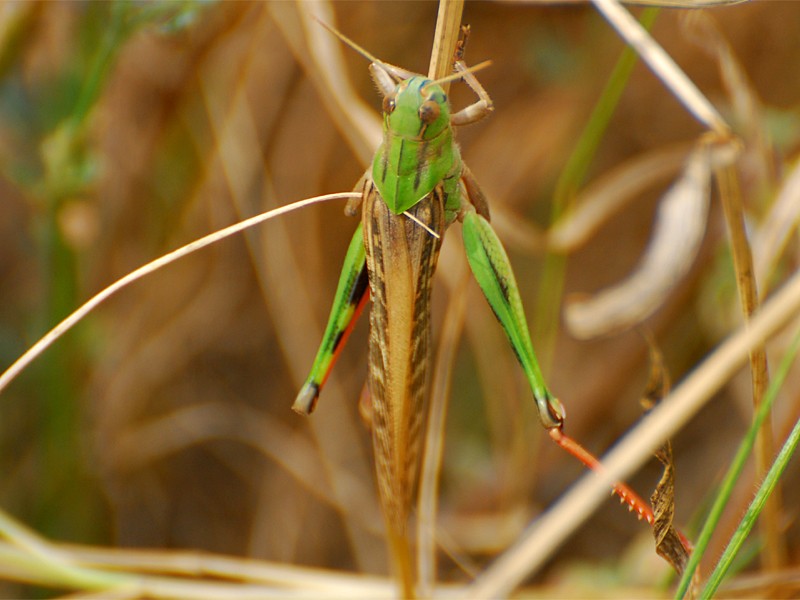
[{"left": 0, "top": 1, "right": 799, "bottom": 597}]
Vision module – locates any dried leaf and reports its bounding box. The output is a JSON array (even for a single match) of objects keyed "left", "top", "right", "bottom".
[
  {"left": 652, "top": 438, "right": 692, "bottom": 576},
  {"left": 565, "top": 144, "right": 713, "bottom": 339},
  {"left": 641, "top": 336, "right": 694, "bottom": 580}
]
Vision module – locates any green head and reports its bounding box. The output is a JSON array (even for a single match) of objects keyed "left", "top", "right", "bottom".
[
  {"left": 372, "top": 77, "right": 457, "bottom": 214},
  {"left": 382, "top": 77, "right": 451, "bottom": 140}
]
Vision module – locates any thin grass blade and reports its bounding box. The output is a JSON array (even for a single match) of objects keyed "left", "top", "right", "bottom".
[{"left": 675, "top": 327, "right": 800, "bottom": 598}]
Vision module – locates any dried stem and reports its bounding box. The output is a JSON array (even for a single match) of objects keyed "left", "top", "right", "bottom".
[
  {"left": 428, "top": 0, "right": 465, "bottom": 81},
  {"left": 591, "top": 0, "right": 729, "bottom": 135},
  {"left": 417, "top": 262, "right": 469, "bottom": 597},
  {"left": 411, "top": 1, "right": 466, "bottom": 596},
  {"left": 716, "top": 161, "right": 785, "bottom": 569}
]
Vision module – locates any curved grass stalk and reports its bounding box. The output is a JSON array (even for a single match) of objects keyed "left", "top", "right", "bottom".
[
  {"left": 0, "top": 539, "right": 399, "bottom": 598},
  {"left": 0, "top": 510, "right": 127, "bottom": 592},
  {"left": 0, "top": 192, "right": 358, "bottom": 397}
]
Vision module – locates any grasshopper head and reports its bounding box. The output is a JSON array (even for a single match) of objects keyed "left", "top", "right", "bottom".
[
  {"left": 373, "top": 76, "right": 456, "bottom": 214},
  {"left": 381, "top": 77, "right": 451, "bottom": 141}
]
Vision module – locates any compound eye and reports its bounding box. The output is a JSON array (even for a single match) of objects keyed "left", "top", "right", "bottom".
[
  {"left": 382, "top": 94, "right": 396, "bottom": 114},
  {"left": 418, "top": 100, "right": 440, "bottom": 124}
]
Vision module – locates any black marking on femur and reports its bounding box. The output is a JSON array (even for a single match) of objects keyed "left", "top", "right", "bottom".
[
  {"left": 486, "top": 249, "right": 511, "bottom": 305},
  {"left": 349, "top": 264, "right": 370, "bottom": 306}
]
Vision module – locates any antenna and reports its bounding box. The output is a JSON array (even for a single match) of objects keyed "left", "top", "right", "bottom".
[
  {"left": 427, "top": 60, "right": 492, "bottom": 88},
  {"left": 314, "top": 17, "right": 385, "bottom": 66}
]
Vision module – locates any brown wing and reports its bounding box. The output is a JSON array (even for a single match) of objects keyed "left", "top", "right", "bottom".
[{"left": 363, "top": 181, "right": 445, "bottom": 545}]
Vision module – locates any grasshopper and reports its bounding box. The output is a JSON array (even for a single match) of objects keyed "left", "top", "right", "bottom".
[{"left": 289, "top": 24, "right": 655, "bottom": 597}]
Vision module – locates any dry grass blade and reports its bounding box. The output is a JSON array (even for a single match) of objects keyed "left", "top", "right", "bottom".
[
  {"left": 0, "top": 542, "right": 396, "bottom": 599},
  {"left": 0, "top": 193, "right": 357, "bottom": 397},
  {"left": 754, "top": 158, "right": 800, "bottom": 288},
  {"left": 428, "top": 0, "right": 464, "bottom": 80},
  {"left": 715, "top": 156, "right": 783, "bottom": 569},
  {"left": 591, "top": 0, "right": 730, "bottom": 134}
]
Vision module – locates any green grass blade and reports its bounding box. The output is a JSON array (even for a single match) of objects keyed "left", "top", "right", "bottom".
[
  {"left": 533, "top": 8, "right": 659, "bottom": 366},
  {"left": 675, "top": 327, "right": 800, "bottom": 598},
  {"left": 701, "top": 392, "right": 800, "bottom": 597}
]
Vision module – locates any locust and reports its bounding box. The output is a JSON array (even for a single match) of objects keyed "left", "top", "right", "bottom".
[{"left": 291, "top": 24, "right": 649, "bottom": 597}]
